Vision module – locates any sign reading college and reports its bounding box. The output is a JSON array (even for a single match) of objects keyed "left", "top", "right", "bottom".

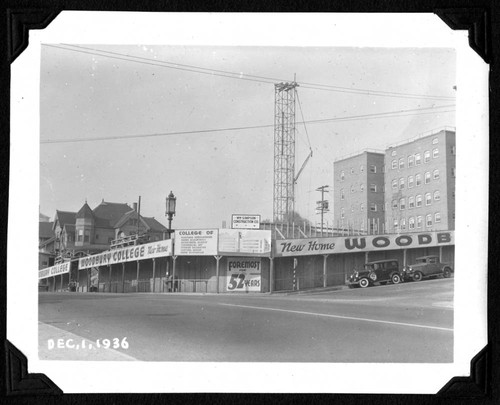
[
  {"left": 39, "top": 262, "right": 70, "bottom": 280},
  {"left": 175, "top": 229, "right": 218, "bottom": 256},
  {"left": 78, "top": 239, "right": 173, "bottom": 269}
]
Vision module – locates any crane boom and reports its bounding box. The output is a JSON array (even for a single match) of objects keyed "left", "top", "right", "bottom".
[{"left": 294, "top": 149, "right": 313, "bottom": 183}]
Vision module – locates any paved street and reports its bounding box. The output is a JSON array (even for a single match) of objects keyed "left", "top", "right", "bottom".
[{"left": 39, "top": 278, "right": 453, "bottom": 363}]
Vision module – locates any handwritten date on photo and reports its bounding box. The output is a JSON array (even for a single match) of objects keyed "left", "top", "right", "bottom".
[{"left": 47, "top": 337, "right": 129, "bottom": 350}]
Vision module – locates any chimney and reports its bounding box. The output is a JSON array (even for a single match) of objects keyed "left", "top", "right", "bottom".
[{"left": 133, "top": 202, "right": 138, "bottom": 212}]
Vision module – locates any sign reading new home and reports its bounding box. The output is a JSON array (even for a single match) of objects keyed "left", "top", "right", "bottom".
[
  {"left": 274, "top": 231, "right": 454, "bottom": 257},
  {"left": 78, "top": 239, "right": 173, "bottom": 269},
  {"left": 231, "top": 214, "right": 260, "bottom": 229}
]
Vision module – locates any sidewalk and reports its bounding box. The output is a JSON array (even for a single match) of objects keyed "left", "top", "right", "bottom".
[{"left": 38, "top": 322, "right": 137, "bottom": 361}]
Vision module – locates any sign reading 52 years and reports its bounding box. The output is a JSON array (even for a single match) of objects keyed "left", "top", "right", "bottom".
[{"left": 226, "top": 258, "right": 261, "bottom": 292}]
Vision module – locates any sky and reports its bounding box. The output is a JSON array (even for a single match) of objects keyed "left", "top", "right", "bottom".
[{"left": 39, "top": 44, "right": 456, "bottom": 229}]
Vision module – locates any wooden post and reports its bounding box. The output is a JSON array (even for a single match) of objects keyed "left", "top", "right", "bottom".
[
  {"left": 215, "top": 255, "right": 221, "bottom": 294},
  {"left": 87, "top": 269, "right": 90, "bottom": 292},
  {"left": 122, "top": 263, "right": 125, "bottom": 293},
  {"left": 60, "top": 273, "right": 63, "bottom": 291},
  {"left": 136, "top": 260, "right": 140, "bottom": 292},
  {"left": 269, "top": 257, "right": 274, "bottom": 293},
  {"left": 53, "top": 276, "right": 56, "bottom": 292},
  {"left": 403, "top": 249, "right": 407, "bottom": 268},
  {"left": 96, "top": 266, "right": 100, "bottom": 292},
  {"left": 323, "top": 254, "right": 329, "bottom": 288},
  {"left": 152, "top": 258, "right": 156, "bottom": 293},
  {"left": 172, "top": 256, "right": 177, "bottom": 292},
  {"left": 76, "top": 266, "right": 80, "bottom": 292},
  {"left": 108, "top": 265, "right": 112, "bottom": 293},
  {"left": 439, "top": 245, "right": 443, "bottom": 262}
]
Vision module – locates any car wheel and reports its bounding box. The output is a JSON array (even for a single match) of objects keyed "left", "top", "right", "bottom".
[
  {"left": 359, "top": 278, "right": 370, "bottom": 288},
  {"left": 413, "top": 272, "right": 423, "bottom": 281},
  {"left": 443, "top": 268, "right": 452, "bottom": 278},
  {"left": 391, "top": 274, "right": 401, "bottom": 284}
]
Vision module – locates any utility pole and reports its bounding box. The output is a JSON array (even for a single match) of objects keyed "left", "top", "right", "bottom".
[{"left": 316, "top": 185, "right": 330, "bottom": 236}]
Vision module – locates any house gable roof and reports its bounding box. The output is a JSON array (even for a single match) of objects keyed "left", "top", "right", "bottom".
[
  {"left": 53, "top": 211, "right": 76, "bottom": 230},
  {"left": 39, "top": 222, "right": 55, "bottom": 239},
  {"left": 142, "top": 217, "right": 168, "bottom": 232},
  {"left": 92, "top": 201, "right": 132, "bottom": 228},
  {"left": 76, "top": 202, "right": 94, "bottom": 220}
]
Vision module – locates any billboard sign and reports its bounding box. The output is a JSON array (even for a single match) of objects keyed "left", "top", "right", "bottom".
[
  {"left": 175, "top": 229, "right": 218, "bottom": 256},
  {"left": 226, "top": 258, "right": 261, "bottom": 292},
  {"left": 231, "top": 214, "right": 261, "bottom": 229},
  {"left": 78, "top": 239, "right": 173, "bottom": 269},
  {"left": 218, "top": 229, "right": 271, "bottom": 255},
  {"left": 274, "top": 231, "right": 454, "bottom": 257},
  {"left": 39, "top": 261, "right": 71, "bottom": 280}
]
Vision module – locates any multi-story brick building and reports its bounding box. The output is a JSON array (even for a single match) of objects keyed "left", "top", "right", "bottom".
[
  {"left": 333, "top": 150, "right": 385, "bottom": 234},
  {"left": 384, "top": 128, "right": 456, "bottom": 233}
]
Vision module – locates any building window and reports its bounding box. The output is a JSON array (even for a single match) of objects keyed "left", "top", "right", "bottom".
[
  {"left": 424, "top": 150, "right": 431, "bottom": 163},
  {"left": 409, "top": 196, "right": 415, "bottom": 209},
  {"left": 391, "top": 159, "right": 397, "bottom": 170},
  {"left": 369, "top": 165, "right": 377, "bottom": 173},
  {"left": 350, "top": 167, "right": 355, "bottom": 174},
  {"left": 416, "top": 195, "right": 422, "bottom": 207},
  {"left": 425, "top": 171, "right": 431, "bottom": 184},
  {"left": 351, "top": 205, "right": 355, "bottom": 213},
  {"left": 391, "top": 150, "right": 397, "bottom": 157},
  {"left": 400, "top": 218, "right": 406, "bottom": 230},
  {"left": 360, "top": 164, "right": 364, "bottom": 172},
  {"left": 360, "top": 183, "right": 365, "bottom": 192},
  {"left": 435, "top": 212, "right": 441, "bottom": 223},
  {"left": 84, "top": 230, "right": 90, "bottom": 243},
  {"left": 433, "top": 169, "right": 440, "bottom": 180},
  {"left": 451, "top": 145, "right": 456, "bottom": 155},
  {"left": 434, "top": 190, "right": 441, "bottom": 201},
  {"left": 426, "top": 214, "right": 433, "bottom": 227},
  {"left": 433, "top": 148, "right": 439, "bottom": 158},
  {"left": 392, "top": 200, "right": 398, "bottom": 210},
  {"left": 400, "top": 197, "right": 406, "bottom": 210},
  {"left": 399, "top": 177, "right": 405, "bottom": 189},
  {"left": 78, "top": 229, "right": 83, "bottom": 242},
  {"left": 340, "top": 208, "right": 345, "bottom": 219},
  {"left": 393, "top": 218, "right": 398, "bottom": 230},
  {"left": 417, "top": 216, "right": 423, "bottom": 228},
  {"left": 95, "top": 234, "right": 99, "bottom": 240},
  {"left": 351, "top": 185, "right": 355, "bottom": 193},
  {"left": 392, "top": 179, "right": 398, "bottom": 190},
  {"left": 409, "top": 217, "right": 415, "bottom": 229},
  {"left": 399, "top": 158, "right": 404, "bottom": 169},
  {"left": 416, "top": 174, "right": 422, "bottom": 186},
  {"left": 369, "top": 184, "right": 377, "bottom": 192},
  {"left": 370, "top": 203, "right": 377, "bottom": 212},
  {"left": 408, "top": 155, "right": 414, "bottom": 167},
  {"left": 452, "top": 167, "right": 456, "bottom": 177},
  {"left": 432, "top": 137, "right": 438, "bottom": 145},
  {"left": 360, "top": 203, "right": 365, "bottom": 211},
  {"left": 408, "top": 175, "right": 414, "bottom": 188},
  {"left": 340, "top": 189, "right": 345, "bottom": 200},
  {"left": 415, "top": 153, "right": 422, "bottom": 165},
  {"left": 340, "top": 171, "right": 345, "bottom": 181},
  {"left": 425, "top": 192, "right": 432, "bottom": 205}
]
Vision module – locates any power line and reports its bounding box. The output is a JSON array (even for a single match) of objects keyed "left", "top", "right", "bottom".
[
  {"left": 44, "top": 44, "right": 455, "bottom": 101},
  {"left": 41, "top": 105, "right": 455, "bottom": 144}
]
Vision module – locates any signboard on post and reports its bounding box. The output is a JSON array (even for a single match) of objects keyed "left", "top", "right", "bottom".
[
  {"left": 226, "top": 258, "right": 261, "bottom": 292},
  {"left": 39, "top": 261, "right": 71, "bottom": 280},
  {"left": 78, "top": 239, "right": 173, "bottom": 269},
  {"left": 174, "top": 229, "right": 218, "bottom": 256},
  {"left": 218, "top": 229, "right": 271, "bottom": 255},
  {"left": 231, "top": 214, "right": 261, "bottom": 229}
]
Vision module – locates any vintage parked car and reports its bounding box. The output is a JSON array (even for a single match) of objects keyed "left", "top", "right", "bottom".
[
  {"left": 347, "top": 259, "right": 403, "bottom": 288},
  {"left": 402, "top": 255, "right": 454, "bottom": 281}
]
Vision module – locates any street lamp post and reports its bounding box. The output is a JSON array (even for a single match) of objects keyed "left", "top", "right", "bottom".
[{"left": 165, "top": 191, "right": 177, "bottom": 239}]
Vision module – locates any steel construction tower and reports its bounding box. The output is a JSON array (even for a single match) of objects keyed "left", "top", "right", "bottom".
[{"left": 273, "top": 81, "right": 298, "bottom": 223}]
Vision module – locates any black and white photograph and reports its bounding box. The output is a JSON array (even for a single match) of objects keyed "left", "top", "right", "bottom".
[{"left": 7, "top": 12, "right": 489, "bottom": 394}]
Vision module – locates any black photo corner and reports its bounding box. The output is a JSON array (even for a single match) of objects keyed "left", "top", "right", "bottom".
[{"left": 0, "top": 1, "right": 498, "bottom": 404}]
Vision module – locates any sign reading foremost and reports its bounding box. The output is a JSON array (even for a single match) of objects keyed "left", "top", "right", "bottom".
[
  {"left": 231, "top": 214, "right": 261, "bottom": 229},
  {"left": 274, "top": 231, "right": 454, "bottom": 257},
  {"left": 39, "top": 261, "right": 70, "bottom": 280},
  {"left": 226, "top": 258, "right": 261, "bottom": 292},
  {"left": 175, "top": 229, "right": 218, "bottom": 256},
  {"left": 78, "top": 239, "right": 173, "bottom": 269}
]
